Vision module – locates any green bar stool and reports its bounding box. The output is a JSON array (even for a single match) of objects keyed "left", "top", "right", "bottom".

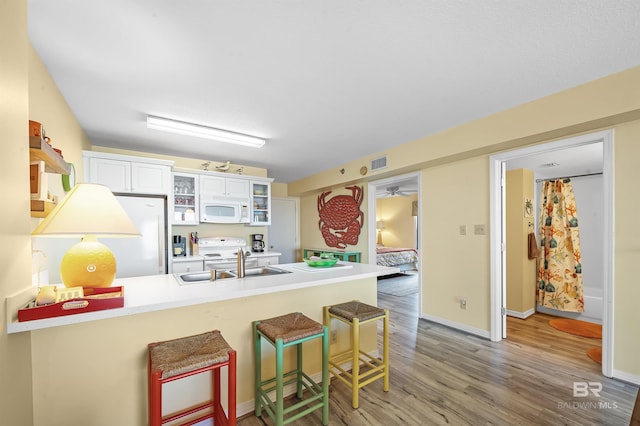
[
  {"left": 253, "top": 312, "right": 329, "bottom": 426},
  {"left": 323, "top": 300, "right": 389, "bottom": 408}
]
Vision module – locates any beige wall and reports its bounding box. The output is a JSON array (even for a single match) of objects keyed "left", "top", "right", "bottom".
[
  {"left": 0, "top": 1, "right": 34, "bottom": 424},
  {"left": 28, "top": 47, "right": 92, "bottom": 185},
  {"left": 28, "top": 45, "right": 92, "bottom": 232},
  {"left": 1, "top": 3, "right": 95, "bottom": 420},
  {"left": 505, "top": 169, "right": 536, "bottom": 315},
  {"left": 422, "top": 156, "right": 491, "bottom": 330},
  {"left": 292, "top": 67, "right": 640, "bottom": 378},
  {"left": 271, "top": 182, "right": 289, "bottom": 198},
  {"left": 375, "top": 194, "right": 417, "bottom": 248},
  {"left": 611, "top": 122, "right": 640, "bottom": 373}
]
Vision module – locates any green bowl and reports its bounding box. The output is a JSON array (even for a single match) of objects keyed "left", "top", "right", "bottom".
[{"left": 303, "top": 257, "right": 338, "bottom": 267}]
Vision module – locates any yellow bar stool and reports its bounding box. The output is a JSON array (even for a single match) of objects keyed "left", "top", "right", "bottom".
[{"left": 323, "top": 300, "right": 389, "bottom": 408}]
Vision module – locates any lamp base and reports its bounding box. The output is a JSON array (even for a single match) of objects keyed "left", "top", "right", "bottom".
[{"left": 60, "top": 235, "right": 116, "bottom": 288}]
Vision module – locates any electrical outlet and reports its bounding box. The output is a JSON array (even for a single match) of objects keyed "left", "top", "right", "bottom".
[
  {"left": 460, "top": 298, "right": 467, "bottom": 310},
  {"left": 474, "top": 224, "right": 486, "bottom": 235},
  {"left": 331, "top": 329, "right": 337, "bottom": 343},
  {"left": 459, "top": 225, "right": 466, "bottom": 235}
]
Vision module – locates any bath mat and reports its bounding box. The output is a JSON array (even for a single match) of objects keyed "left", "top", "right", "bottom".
[
  {"left": 587, "top": 347, "right": 602, "bottom": 364},
  {"left": 548, "top": 318, "right": 602, "bottom": 338}
]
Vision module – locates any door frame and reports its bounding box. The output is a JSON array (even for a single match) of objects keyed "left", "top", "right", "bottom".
[
  {"left": 367, "top": 171, "right": 423, "bottom": 311},
  {"left": 489, "top": 129, "right": 614, "bottom": 377}
]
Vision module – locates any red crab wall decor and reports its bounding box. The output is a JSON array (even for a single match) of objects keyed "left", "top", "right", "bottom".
[{"left": 317, "top": 185, "right": 364, "bottom": 249}]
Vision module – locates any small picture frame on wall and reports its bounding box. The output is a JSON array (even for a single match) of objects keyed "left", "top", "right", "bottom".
[
  {"left": 30, "top": 160, "right": 48, "bottom": 200},
  {"left": 524, "top": 197, "right": 533, "bottom": 218}
]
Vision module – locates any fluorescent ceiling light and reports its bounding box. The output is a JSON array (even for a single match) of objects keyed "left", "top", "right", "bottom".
[{"left": 147, "top": 116, "right": 265, "bottom": 148}]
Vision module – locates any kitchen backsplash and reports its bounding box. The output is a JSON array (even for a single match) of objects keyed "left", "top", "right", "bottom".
[{"left": 171, "top": 223, "right": 268, "bottom": 246}]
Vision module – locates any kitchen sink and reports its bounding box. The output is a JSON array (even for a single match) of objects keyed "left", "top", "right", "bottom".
[
  {"left": 231, "top": 266, "right": 291, "bottom": 278},
  {"left": 175, "top": 270, "right": 237, "bottom": 285},
  {"left": 175, "top": 266, "right": 290, "bottom": 285}
]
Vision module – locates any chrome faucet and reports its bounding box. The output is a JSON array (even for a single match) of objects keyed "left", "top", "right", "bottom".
[{"left": 236, "top": 249, "right": 248, "bottom": 278}]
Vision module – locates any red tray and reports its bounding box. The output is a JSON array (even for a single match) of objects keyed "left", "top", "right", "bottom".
[{"left": 18, "top": 286, "right": 124, "bottom": 322}]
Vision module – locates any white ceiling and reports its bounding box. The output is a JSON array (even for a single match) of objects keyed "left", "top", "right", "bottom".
[
  {"left": 506, "top": 142, "right": 603, "bottom": 180},
  {"left": 28, "top": 1, "right": 640, "bottom": 183}
]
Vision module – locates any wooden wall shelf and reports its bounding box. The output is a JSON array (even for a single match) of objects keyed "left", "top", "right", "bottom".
[
  {"left": 29, "top": 136, "right": 70, "bottom": 175},
  {"left": 30, "top": 199, "right": 56, "bottom": 218}
]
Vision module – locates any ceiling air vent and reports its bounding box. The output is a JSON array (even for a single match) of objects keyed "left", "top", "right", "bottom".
[{"left": 371, "top": 155, "right": 387, "bottom": 172}]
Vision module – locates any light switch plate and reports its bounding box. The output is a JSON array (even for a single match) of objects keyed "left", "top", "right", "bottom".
[
  {"left": 459, "top": 225, "right": 466, "bottom": 235},
  {"left": 474, "top": 224, "right": 486, "bottom": 235}
]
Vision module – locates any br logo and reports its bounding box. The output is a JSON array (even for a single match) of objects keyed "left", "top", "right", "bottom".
[{"left": 573, "top": 382, "right": 602, "bottom": 397}]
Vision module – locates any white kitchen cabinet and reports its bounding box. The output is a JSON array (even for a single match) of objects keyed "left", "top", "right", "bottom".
[
  {"left": 131, "top": 163, "right": 170, "bottom": 194},
  {"left": 172, "top": 172, "right": 199, "bottom": 225},
  {"left": 83, "top": 151, "right": 173, "bottom": 194},
  {"left": 200, "top": 175, "right": 250, "bottom": 200},
  {"left": 88, "top": 157, "right": 130, "bottom": 192},
  {"left": 199, "top": 175, "right": 225, "bottom": 197},
  {"left": 250, "top": 180, "right": 272, "bottom": 225},
  {"left": 172, "top": 259, "right": 204, "bottom": 273}
]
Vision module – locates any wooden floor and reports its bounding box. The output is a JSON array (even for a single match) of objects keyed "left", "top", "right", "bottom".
[{"left": 239, "top": 280, "right": 639, "bottom": 425}]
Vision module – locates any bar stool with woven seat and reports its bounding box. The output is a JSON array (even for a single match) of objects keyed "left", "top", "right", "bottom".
[
  {"left": 323, "top": 300, "right": 389, "bottom": 408},
  {"left": 148, "top": 330, "right": 236, "bottom": 426},
  {"left": 253, "top": 312, "right": 329, "bottom": 426}
]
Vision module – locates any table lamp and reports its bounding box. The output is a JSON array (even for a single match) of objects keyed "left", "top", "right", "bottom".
[
  {"left": 31, "top": 183, "right": 140, "bottom": 288},
  {"left": 376, "top": 220, "right": 384, "bottom": 245}
]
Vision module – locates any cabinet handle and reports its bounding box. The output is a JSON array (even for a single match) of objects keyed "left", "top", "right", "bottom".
[{"left": 157, "top": 215, "right": 164, "bottom": 273}]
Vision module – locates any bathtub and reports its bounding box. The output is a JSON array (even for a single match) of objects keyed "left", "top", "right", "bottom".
[{"left": 537, "top": 286, "right": 603, "bottom": 324}]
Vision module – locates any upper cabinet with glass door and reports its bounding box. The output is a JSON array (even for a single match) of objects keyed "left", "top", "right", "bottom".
[
  {"left": 250, "top": 179, "right": 273, "bottom": 225},
  {"left": 172, "top": 172, "right": 199, "bottom": 225}
]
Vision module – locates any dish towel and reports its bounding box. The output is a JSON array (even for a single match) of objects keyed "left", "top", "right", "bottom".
[{"left": 528, "top": 232, "right": 540, "bottom": 259}]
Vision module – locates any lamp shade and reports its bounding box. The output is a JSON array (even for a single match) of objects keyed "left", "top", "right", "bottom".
[
  {"left": 376, "top": 220, "right": 385, "bottom": 245},
  {"left": 32, "top": 183, "right": 140, "bottom": 237}
]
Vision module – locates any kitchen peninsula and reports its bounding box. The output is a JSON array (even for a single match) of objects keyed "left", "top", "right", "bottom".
[{"left": 7, "top": 261, "right": 396, "bottom": 425}]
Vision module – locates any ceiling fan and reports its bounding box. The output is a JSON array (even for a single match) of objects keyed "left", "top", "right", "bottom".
[{"left": 380, "top": 185, "right": 417, "bottom": 198}]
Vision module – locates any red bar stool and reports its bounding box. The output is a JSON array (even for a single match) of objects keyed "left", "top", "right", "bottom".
[{"left": 148, "top": 330, "right": 236, "bottom": 426}]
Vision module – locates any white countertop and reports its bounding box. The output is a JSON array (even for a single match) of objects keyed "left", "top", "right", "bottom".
[{"left": 6, "top": 261, "right": 396, "bottom": 334}]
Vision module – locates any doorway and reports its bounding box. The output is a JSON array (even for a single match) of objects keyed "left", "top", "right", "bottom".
[
  {"left": 268, "top": 197, "right": 299, "bottom": 264},
  {"left": 367, "top": 172, "right": 422, "bottom": 312},
  {"left": 489, "top": 130, "right": 614, "bottom": 377}
]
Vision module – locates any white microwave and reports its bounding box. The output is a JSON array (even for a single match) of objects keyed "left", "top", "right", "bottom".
[{"left": 200, "top": 198, "right": 250, "bottom": 223}]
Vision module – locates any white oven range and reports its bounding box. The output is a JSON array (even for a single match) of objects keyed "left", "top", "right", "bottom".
[{"left": 198, "top": 237, "right": 257, "bottom": 271}]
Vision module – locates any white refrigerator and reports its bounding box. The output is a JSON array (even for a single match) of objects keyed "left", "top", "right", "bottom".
[{"left": 33, "top": 194, "right": 168, "bottom": 284}]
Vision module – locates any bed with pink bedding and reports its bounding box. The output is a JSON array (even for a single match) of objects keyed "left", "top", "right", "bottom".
[{"left": 376, "top": 247, "right": 418, "bottom": 271}]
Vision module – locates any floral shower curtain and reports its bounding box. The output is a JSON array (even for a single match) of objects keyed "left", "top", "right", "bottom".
[{"left": 537, "top": 178, "right": 584, "bottom": 312}]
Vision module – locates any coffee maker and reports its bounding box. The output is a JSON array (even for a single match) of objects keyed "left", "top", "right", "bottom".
[
  {"left": 250, "top": 234, "right": 265, "bottom": 252},
  {"left": 172, "top": 235, "right": 187, "bottom": 256}
]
